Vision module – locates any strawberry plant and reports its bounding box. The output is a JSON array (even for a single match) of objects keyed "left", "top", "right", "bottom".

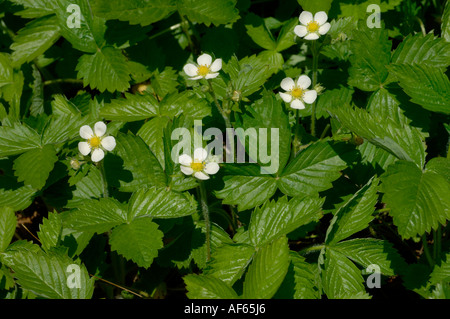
[{"left": 0, "top": 0, "right": 449, "bottom": 300}]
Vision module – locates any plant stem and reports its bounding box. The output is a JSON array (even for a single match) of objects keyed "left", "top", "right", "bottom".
[
  {"left": 422, "top": 234, "right": 434, "bottom": 268},
  {"left": 43, "top": 78, "right": 83, "bottom": 86},
  {"left": 298, "top": 244, "right": 325, "bottom": 256},
  {"left": 310, "top": 40, "right": 319, "bottom": 137},
  {"left": 293, "top": 109, "right": 301, "bottom": 155},
  {"left": 198, "top": 181, "right": 211, "bottom": 262}
]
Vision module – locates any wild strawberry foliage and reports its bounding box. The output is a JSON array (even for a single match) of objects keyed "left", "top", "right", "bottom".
[{"left": 0, "top": 0, "right": 449, "bottom": 299}]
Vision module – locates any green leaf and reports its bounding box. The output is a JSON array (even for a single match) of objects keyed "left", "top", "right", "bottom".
[
  {"left": 41, "top": 113, "right": 85, "bottom": 145},
  {"left": 275, "top": 18, "right": 299, "bottom": 52},
  {"left": 127, "top": 186, "right": 197, "bottom": 220},
  {"left": 443, "top": 0, "right": 450, "bottom": 42},
  {"left": 137, "top": 117, "right": 170, "bottom": 167},
  {"left": 184, "top": 274, "right": 238, "bottom": 299},
  {"left": 328, "top": 105, "right": 426, "bottom": 168},
  {"left": 0, "top": 122, "right": 41, "bottom": 157},
  {"left": 92, "top": 0, "right": 177, "bottom": 26},
  {"left": 332, "top": 238, "right": 407, "bottom": 276},
  {"left": 65, "top": 198, "right": 127, "bottom": 234},
  {"left": 321, "top": 247, "right": 367, "bottom": 299},
  {"left": 0, "top": 53, "right": 24, "bottom": 118},
  {"left": 76, "top": 47, "right": 131, "bottom": 93},
  {"left": 425, "top": 157, "right": 450, "bottom": 184},
  {"left": 244, "top": 13, "right": 277, "bottom": 50},
  {"left": 297, "top": 0, "right": 334, "bottom": 12},
  {"left": 54, "top": 0, "right": 106, "bottom": 53},
  {"left": 0, "top": 207, "right": 16, "bottom": 252},
  {"left": 8, "top": 0, "right": 58, "bottom": 18},
  {"left": 290, "top": 252, "right": 321, "bottom": 299},
  {"left": 204, "top": 243, "right": 255, "bottom": 286},
  {"left": 278, "top": 140, "right": 353, "bottom": 197},
  {"left": 10, "top": 15, "right": 60, "bottom": 67},
  {"left": 390, "top": 33, "right": 450, "bottom": 70},
  {"left": 249, "top": 195, "right": 324, "bottom": 247},
  {"left": 236, "top": 91, "right": 291, "bottom": 174},
  {"left": 388, "top": 63, "right": 450, "bottom": 115},
  {"left": 348, "top": 25, "right": 391, "bottom": 91},
  {"left": 2, "top": 247, "right": 94, "bottom": 299},
  {"left": 100, "top": 92, "right": 159, "bottom": 121},
  {"left": 0, "top": 186, "right": 36, "bottom": 211},
  {"left": 430, "top": 253, "right": 450, "bottom": 284},
  {"left": 13, "top": 145, "right": 58, "bottom": 190},
  {"left": 37, "top": 211, "right": 62, "bottom": 252},
  {"left": 325, "top": 178, "right": 379, "bottom": 245},
  {"left": 215, "top": 175, "right": 278, "bottom": 212},
  {"left": 380, "top": 160, "right": 450, "bottom": 239},
  {"left": 66, "top": 165, "right": 104, "bottom": 207},
  {"left": 243, "top": 236, "right": 290, "bottom": 299},
  {"left": 113, "top": 133, "right": 166, "bottom": 192},
  {"left": 109, "top": 217, "right": 163, "bottom": 269},
  {"left": 177, "top": 0, "right": 239, "bottom": 26}
]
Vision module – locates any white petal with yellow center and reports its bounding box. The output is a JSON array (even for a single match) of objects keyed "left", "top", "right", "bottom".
[
  {"left": 319, "top": 23, "right": 331, "bottom": 35},
  {"left": 193, "top": 148, "right": 208, "bottom": 162},
  {"left": 279, "top": 92, "right": 293, "bottom": 103},
  {"left": 94, "top": 122, "right": 107, "bottom": 137},
  {"left": 314, "top": 11, "right": 328, "bottom": 26},
  {"left": 297, "top": 75, "right": 311, "bottom": 89},
  {"left": 197, "top": 54, "right": 212, "bottom": 67},
  {"left": 194, "top": 171, "right": 209, "bottom": 180},
  {"left": 80, "top": 125, "right": 94, "bottom": 139},
  {"left": 101, "top": 136, "right": 116, "bottom": 151},
  {"left": 280, "top": 77, "right": 295, "bottom": 91},
  {"left": 210, "top": 59, "right": 222, "bottom": 72},
  {"left": 78, "top": 142, "right": 91, "bottom": 156},
  {"left": 91, "top": 148, "right": 104, "bottom": 162},
  {"left": 303, "top": 90, "right": 318, "bottom": 104},
  {"left": 294, "top": 25, "right": 308, "bottom": 37},
  {"left": 184, "top": 63, "right": 199, "bottom": 77},
  {"left": 204, "top": 162, "right": 219, "bottom": 175},
  {"left": 299, "top": 11, "right": 313, "bottom": 25},
  {"left": 291, "top": 99, "right": 305, "bottom": 109}
]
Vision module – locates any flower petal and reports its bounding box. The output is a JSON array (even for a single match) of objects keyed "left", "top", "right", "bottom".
[
  {"left": 209, "top": 58, "right": 222, "bottom": 72},
  {"left": 94, "top": 121, "right": 107, "bottom": 137},
  {"left": 183, "top": 63, "right": 199, "bottom": 77},
  {"left": 179, "top": 154, "right": 192, "bottom": 166},
  {"left": 304, "top": 33, "right": 320, "bottom": 40},
  {"left": 297, "top": 75, "right": 312, "bottom": 89},
  {"left": 193, "top": 148, "right": 208, "bottom": 162},
  {"left": 205, "top": 72, "right": 219, "bottom": 79},
  {"left": 189, "top": 75, "right": 204, "bottom": 80},
  {"left": 318, "top": 22, "right": 331, "bottom": 35},
  {"left": 290, "top": 99, "right": 305, "bottom": 109},
  {"left": 303, "top": 90, "right": 318, "bottom": 104},
  {"left": 197, "top": 53, "right": 212, "bottom": 66},
  {"left": 79, "top": 125, "right": 93, "bottom": 139},
  {"left": 78, "top": 142, "right": 91, "bottom": 156},
  {"left": 204, "top": 162, "right": 219, "bottom": 175},
  {"left": 91, "top": 148, "right": 105, "bottom": 162},
  {"left": 299, "top": 11, "right": 313, "bottom": 25},
  {"left": 314, "top": 11, "right": 328, "bottom": 26},
  {"left": 194, "top": 171, "right": 210, "bottom": 180},
  {"left": 294, "top": 25, "right": 308, "bottom": 38},
  {"left": 280, "top": 77, "right": 295, "bottom": 91},
  {"left": 101, "top": 136, "right": 116, "bottom": 151},
  {"left": 180, "top": 165, "right": 194, "bottom": 176},
  {"left": 279, "top": 92, "right": 293, "bottom": 103}
]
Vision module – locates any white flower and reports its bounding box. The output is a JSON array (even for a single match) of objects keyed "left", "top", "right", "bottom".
[
  {"left": 178, "top": 147, "right": 220, "bottom": 180},
  {"left": 78, "top": 121, "right": 116, "bottom": 163},
  {"left": 183, "top": 53, "right": 222, "bottom": 80},
  {"left": 294, "top": 11, "right": 331, "bottom": 40},
  {"left": 279, "top": 75, "right": 317, "bottom": 109}
]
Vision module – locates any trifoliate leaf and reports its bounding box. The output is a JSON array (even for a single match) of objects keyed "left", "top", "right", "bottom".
[
  {"left": 184, "top": 274, "right": 238, "bottom": 299},
  {"left": 243, "top": 236, "right": 290, "bottom": 299},
  {"left": 0, "top": 207, "right": 16, "bottom": 253},
  {"left": 13, "top": 144, "right": 58, "bottom": 190},
  {"left": 380, "top": 160, "right": 450, "bottom": 239},
  {"left": 76, "top": 47, "right": 131, "bottom": 93},
  {"left": 109, "top": 217, "right": 163, "bottom": 269},
  {"left": 37, "top": 211, "right": 62, "bottom": 252}
]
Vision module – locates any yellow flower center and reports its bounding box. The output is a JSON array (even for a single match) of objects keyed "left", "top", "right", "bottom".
[
  {"left": 88, "top": 136, "right": 101, "bottom": 149},
  {"left": 291, "top": 87, "right": 304, "bottom": 99},
  {"left": 307, "top": 21, "right": 320, "bottom": 32},
  {"left": 190, "top": 161, "right": 205, "bottom": 172},
  {"left": 197, "top": 65, "right": 210, "bottom": 77}
]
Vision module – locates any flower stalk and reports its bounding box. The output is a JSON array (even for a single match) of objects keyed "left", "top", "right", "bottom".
[
  {"left": 198, "top": 180, "right": 211, "bottom": 262},
  {"left": 310, "top": 40, "right": 319, "bottom": 137}
]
